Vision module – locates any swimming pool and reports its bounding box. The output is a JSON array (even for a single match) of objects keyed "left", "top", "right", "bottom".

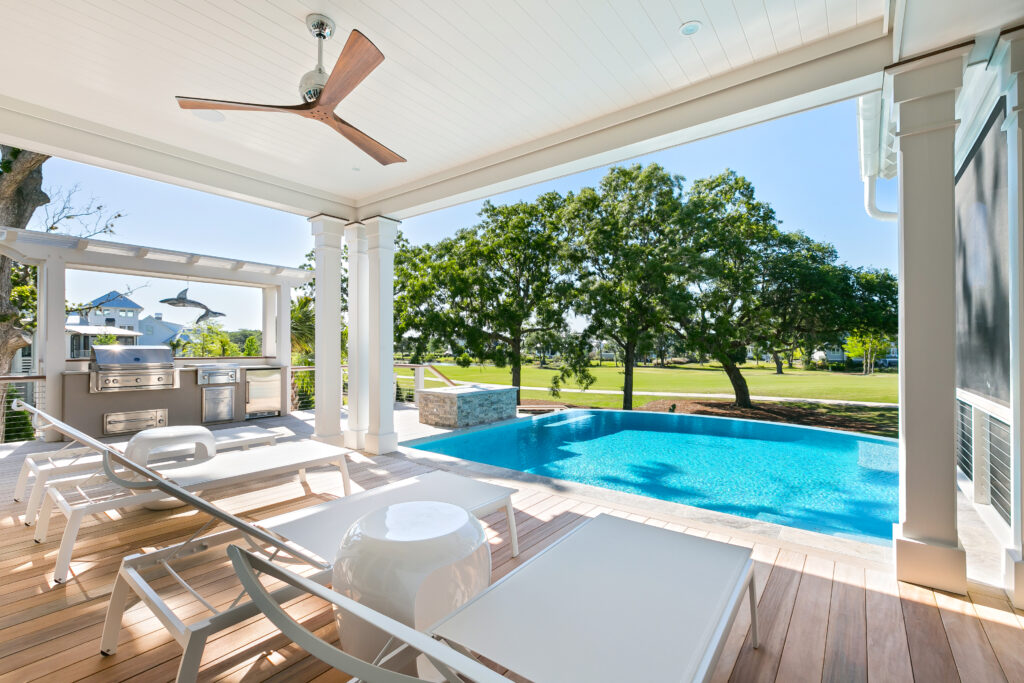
[{"left": 408, "top": 410, "right": 898, "bottom": 544}]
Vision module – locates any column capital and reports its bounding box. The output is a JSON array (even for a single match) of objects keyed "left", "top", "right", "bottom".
[
  {"left": 889, "top": 51, "right": 964, "bottom": 138},
  {"left": 1001, "top": 28, "right": 1024, "bottom": 73},
  {"left": 309, "top": 214, "right": 347, "bottom": 247},
  {"left": 888, "top": 47, "right": 968, "bottom": 104},
  {"left": 362, "top": 215, "right": 400, "bottom": 251},
  {"left": 344, "top": 221, "right": 367, "bottom": 250}
]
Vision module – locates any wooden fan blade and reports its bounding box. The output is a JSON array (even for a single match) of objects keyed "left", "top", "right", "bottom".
[
  {"left": 176, "top": 96, "right": 311, "bottom": 114},
  {"left": 317, "top": 30, "right": 385, "bottom": 108},
  {"left": 322, "top": 115, "right": 405, "bottom": 165}
]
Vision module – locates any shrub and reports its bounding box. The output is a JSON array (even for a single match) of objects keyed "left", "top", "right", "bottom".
[{"left": 455, "top": 352, "right": 473, "bottom": 368}]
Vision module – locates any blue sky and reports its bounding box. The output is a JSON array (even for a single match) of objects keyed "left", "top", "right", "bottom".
[{"left": 37, "top": 97, "right": 896, "bottom": 330}]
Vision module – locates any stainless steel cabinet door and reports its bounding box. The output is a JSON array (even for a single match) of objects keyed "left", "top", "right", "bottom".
[{"left": 245, "top": 369, "right": 282, "bottom": 416}]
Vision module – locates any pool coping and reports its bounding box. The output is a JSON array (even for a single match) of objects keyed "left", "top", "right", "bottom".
[{"left": 395, "top": 412, "right": 895, "bottom": 569}]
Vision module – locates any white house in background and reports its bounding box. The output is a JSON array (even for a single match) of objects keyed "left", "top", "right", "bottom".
[
  {"left": 138, "top": 312, "right": 188, "bottom": 347},
  {"left": 64, "top": 313, "right": 142, "bottom": 358},
  {"left": 85, "top": 290, "right": 142, "bottom": 331}
]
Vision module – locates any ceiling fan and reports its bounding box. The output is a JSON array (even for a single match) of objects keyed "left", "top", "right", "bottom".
[{"left": 176, "top": 14, "right": 405, "bottom": 166}]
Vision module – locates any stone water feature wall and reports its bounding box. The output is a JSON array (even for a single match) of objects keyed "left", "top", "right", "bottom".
[{"left": 417, "top": 384, "right": 517, "bottom": 428}]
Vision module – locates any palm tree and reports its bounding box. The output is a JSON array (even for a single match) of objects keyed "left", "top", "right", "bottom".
[{"left": 290, "top": 295, "right": 316, "bottom": 357}]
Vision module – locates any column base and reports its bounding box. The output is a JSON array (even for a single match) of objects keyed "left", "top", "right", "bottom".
[
  {"left": 343, "top": 429, "right": 366, "bottom": 450},
  {"left": 312, "top": 433, "right": 346, "bottom": 448},
  {"left": 364, "top": 432, "right": 398, "bottom": 456},
  {"left": 894, "top": 525, "right": 967, "bottom": 595},
  {"left": 1004, "top": 549, "right": 1024, "bottom": 609}
]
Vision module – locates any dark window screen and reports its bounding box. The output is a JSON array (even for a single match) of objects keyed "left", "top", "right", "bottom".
[{"left": 954, "top": 100, "right": 1010, "bottom": 406}]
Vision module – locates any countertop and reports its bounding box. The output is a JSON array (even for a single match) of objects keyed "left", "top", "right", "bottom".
[{"left": 62, "top": 364, "right": 284, "bottom": 376}]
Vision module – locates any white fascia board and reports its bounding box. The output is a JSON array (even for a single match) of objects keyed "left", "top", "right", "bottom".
[
  {"left": 0, "top": 94, "right": 355, "bottom": 220},
  {"left": 359, "top": 24, "right": 892, "bottom": 220},
  {"left": 0, "top": 230, "right": 311, "bottom": 288}
]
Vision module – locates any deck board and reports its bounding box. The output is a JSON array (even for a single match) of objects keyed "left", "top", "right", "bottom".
[{"left": 0, "top": 431, "right": 1021, "bottom": 682}]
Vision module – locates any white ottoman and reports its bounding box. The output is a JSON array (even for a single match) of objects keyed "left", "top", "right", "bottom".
[{"left": 332, "top": 501, "right": 490, "bottom": 675}]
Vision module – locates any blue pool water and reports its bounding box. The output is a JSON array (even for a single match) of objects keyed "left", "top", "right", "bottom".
[{"left": 409, "top": 410, "right": 898, "bottom": 544}]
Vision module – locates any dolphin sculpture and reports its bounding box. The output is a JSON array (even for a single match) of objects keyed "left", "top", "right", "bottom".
[
  {"left": 159, "top": 288, "right": 225, "bottom": 325},
  {"left": 195, "top": 308, "right": 226, "bottom": 325}
]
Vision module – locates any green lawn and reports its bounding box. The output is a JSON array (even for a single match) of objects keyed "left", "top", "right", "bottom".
[{"left": 402, "top": 361, "right": 897, "bottom": 403}]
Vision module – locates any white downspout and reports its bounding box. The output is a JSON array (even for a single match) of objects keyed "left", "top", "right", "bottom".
[{"left": 864, "top": 174, "right": 898, "bottom": 221}]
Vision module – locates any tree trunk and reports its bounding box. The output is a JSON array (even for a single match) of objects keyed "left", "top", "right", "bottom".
[
  {"left": 510, "top": 334, "right": 522, "bottom": 405},
  {"left": 772, "top": 352, "right": 784, "bottom": 375},
  {"left": 0, "top": 148, "right": 50, "bottom": 436},
  {"left": 622, "top": 343, "right": 635, "bottom": 410},
  {"left": 720, "top": 356, "right": 752, "bottom": 408},
  {"left": 786, "top": 351, "right": 794, "bottom": 369}
]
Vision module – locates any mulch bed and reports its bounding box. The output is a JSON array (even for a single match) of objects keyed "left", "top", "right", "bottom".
[{"left": 519, "top": 397, "right": 898, "bottom": 437}]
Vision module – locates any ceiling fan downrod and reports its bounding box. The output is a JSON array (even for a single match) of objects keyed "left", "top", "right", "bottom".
[{"left": 300, "top": 14, "right": 335, "bottom": 103}]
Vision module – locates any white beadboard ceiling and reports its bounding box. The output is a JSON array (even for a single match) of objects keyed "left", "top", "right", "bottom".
[{"left": 0, "top": 0, "right": 1008, "bottom": 220}]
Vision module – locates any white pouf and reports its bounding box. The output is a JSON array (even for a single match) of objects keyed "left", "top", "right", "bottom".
[{"left": 332, "top": 500, "right": 490, "bottom": 675}]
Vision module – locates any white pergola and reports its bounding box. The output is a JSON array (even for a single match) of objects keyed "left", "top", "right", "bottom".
[
  {"left": 0, "top": 229, "right": 311, "bottom": 424},
  {"left": 1, "top": 0, "right": 1023, "bottom": 604}
]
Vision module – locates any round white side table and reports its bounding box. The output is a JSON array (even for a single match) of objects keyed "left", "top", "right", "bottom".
[{"left": 332, "top": 501, "right": 490, "bottom": 675}]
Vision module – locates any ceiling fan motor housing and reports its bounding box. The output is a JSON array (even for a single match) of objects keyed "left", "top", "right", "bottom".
[{"left": 299, "top": 67, "right": 329, "bottom": 103}]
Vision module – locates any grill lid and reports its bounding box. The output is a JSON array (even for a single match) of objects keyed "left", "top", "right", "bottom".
[{"left": 91, "top": 345, "right": 175, "bottom": 368}]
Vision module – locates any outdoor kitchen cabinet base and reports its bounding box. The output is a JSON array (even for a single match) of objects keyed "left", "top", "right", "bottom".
[{"left": 61, "top": 368, "right": 246, "bottom": 439}]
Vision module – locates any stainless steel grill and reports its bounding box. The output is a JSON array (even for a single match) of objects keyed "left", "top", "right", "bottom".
[{"left": 89, "top": 345, "right": 179, "bottom": 393}]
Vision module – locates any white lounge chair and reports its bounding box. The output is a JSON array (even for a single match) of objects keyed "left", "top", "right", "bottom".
[
  {"left": 101, "top": 470, "right": 519, "bottom": 681},
  {"left": 227, "top": 544, "right": 509, "bottom": 682},
  {"left": 13, "top": 401, "right": 352, "bottom": 584},
  {"left": 227, "top": 513, "right": 758, "bottom": 682},
  {"left": 14, "top": 424, "right": 279, "bottom": 525}
]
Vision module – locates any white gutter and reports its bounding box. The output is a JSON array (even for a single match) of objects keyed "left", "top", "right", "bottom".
[
  {"left": 864, "top": 174, "right": 898, "bottom": 221},
  {"left": 858, "top": 92, "right": 898, "bottom": 222}
]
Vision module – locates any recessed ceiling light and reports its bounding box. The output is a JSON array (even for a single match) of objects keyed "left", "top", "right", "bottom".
[
  {"left": 352, "top": 166, "right": 361, "bottom": 172},
  {"left": 190, "top": 109, "right": 225, "bottom": 123},
  {"left": 679, "top": 20, "right": 702, "bottom": 36}
]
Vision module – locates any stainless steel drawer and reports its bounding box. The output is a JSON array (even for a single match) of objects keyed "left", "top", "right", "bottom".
[
  {"left": 203, "top": 386, "right": 236, "bottom": 423},
  {"left": 103, "top": 409, "right": 168, "bottom": 435}
]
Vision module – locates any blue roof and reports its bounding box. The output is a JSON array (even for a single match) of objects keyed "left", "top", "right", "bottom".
[{"left": 89, "top": 290, "right": 142, "bottom": 309}]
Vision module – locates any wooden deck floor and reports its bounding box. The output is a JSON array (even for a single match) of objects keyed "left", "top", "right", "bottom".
[{"left": 1, "top": 440, "right": 1024, "bottom": 682}]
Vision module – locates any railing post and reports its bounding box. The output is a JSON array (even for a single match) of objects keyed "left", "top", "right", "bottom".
[{"left": 414, "top": 367, "right": 425, "bottom": 394}]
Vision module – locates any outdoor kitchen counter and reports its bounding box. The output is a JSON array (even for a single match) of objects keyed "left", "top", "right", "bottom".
[{"left": 61, "top": 368, "right": 248, "bottom": 437}]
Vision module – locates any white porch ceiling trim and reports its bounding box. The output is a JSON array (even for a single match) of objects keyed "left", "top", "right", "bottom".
[
  {"left": 0, "top": 95, "right": 355, "bottom": 220},
  {"left": 365, "top": 24, "right": 893, "bottom": 220},
  {"left": 0, "top": 21, "right": 891, "bottom": 223},
  {"left": 0, "top": 229, "right": 312, "bottom": 288}
]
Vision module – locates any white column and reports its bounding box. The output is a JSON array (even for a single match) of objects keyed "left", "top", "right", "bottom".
[
  {"left": 344, "top": 222, "right": 369, "bottom": 450},
  {"left": 1001, "top": 30, "right": 1024, "bottom": 608},
  {"left": 261, "top": 287, "right": 277, "bottom": 358},
  {"left": 309, "top": 215, "right": 346, "bottom": 445},
  {"left": 276, "top": 283, "right": 292, "bottom": 415},
  {"left": 39, "top": 257, "right": 66, "bottom": 441},
  {"left": 364, "top": 216, "right": 399, "bottom": 455},
  {"left": 276, "top": 283, "right": 291, "bottom": 367},
  {"left": 891, "top": 49, "right": 969, "bottom": 594}
]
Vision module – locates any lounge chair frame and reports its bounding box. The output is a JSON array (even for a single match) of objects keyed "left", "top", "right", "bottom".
[
  {"left": 13, "top": 425, "right": 278, "bottom": 525},
  {"left": 226, "top": 544, "right": 509, "bottom": 682},
  {"left": 12, "top": 400, "right": 350, "bottom": 582}
]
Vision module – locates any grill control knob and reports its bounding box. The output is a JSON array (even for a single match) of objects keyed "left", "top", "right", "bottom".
[
  {"left": 135, "top": 377, "right": 142, "bottom": 383},
  {"left": 104, "top": 379, "right": 111, "bottom": 385},
  {"left": 111, "top": 379, "right": 118, "bottom": 384}
]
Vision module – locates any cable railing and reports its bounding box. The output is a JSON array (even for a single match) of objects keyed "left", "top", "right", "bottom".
[
  {"left": 0, "top": 375, "right": 46, "bottom": 443},
  {"left": 288, "top": 364, "right": 448, "bottom": 412}
]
